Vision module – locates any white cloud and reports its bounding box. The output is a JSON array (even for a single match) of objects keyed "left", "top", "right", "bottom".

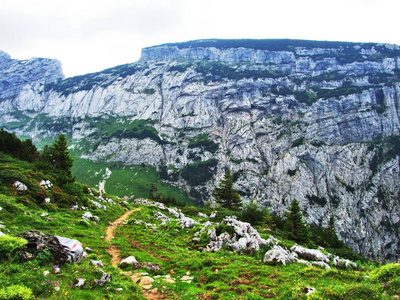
[{"left": 1, "top": 0, "right": 399, "bottom": 77}]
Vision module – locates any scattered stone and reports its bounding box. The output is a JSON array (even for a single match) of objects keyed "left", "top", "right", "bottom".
[
  {"left": 263, "top": 245, "right": 297, "bottom": 265},
  {"left": 179, "top": 213, "right": 196, "bottom": 228},
  {"left": 336, "top": 258, "right": 358, "bottom": 270},
  {"left": 0, "top": 232, "right": 5, "bottom": 236},
  {"left": 40, "top": 180, "right": 53, "bottom": 189},
  {"left": 291, "top": 244, "right": 330, "bottom": 263},
  {"left": 85, "top": 247, "right": 93, "bottom": 252},
  {"left": 265, "top": 236, "right": 280, "bottom": 247},
  {"left": 43, "top": 270, "right": 50, "bottom": 276},
  {"left": 312, "top": 261, "right": 331, "bottom": 270},
  {"left": 130, "top": 272, "right": 148, "bottom": 283},
  {"left": 44, "top": 198, "right": 51, "bottom": 203},
  {"left": 96, "top": 272, "right": 111, "bottom": 286},
  {"left": 181, "top": 275, "right": 194, "bottom": 283},
  {"left": 116, "top": 288, "right": 123, "bottom": 291},
  {"left": 303, "top": 286, "right": 316, "bottom": 296},
  {"left": 75, "top": 278, "right": 85, "bottom": 287},
  {"left": 91, "top": 260, "right": 104, "bottom": 267},
  {"left": 167, "top": 207, "right": 180, "bottom": 218},
  {"left": 205, "top": 217, "right": 266, "bottom": 252},
  {"left": 91, "top": 200, "right": 106, "bottom": 211},
  {"left": 209, "top": 212, "right": 217, "bottom": 218},
  {"left": 163, "top": 277, "right": 176, "bottom": 284},
  {"left": 82, "top": 212, "right": 93, "bottom": 220},
  {"left": 0, "top": 206, "right": 2, "bottom": 211},
  {"left": 297, "top": 259, "right": 312, "bottom": 267},
  {"left": 14, "top": 181, "right": 28, "bottom": 192},
  {"left": 155, "top": 211, "right": 170, "bottom": 225},
  {"left": 198, "top": 212, "right": 208, "bottom": 218},
  {"left": 202, "top": 221, "right": 212, "bottom": 227},
  {"left": 41, "top": 213, "right": 49, "bottom": 217},
  {"left": 138, "top": 276, "right": 154, "bottom": 287},
  {"left": 132, "top": 262, "right": 162, "bottom": 272},
  {"left": 119, "top": 256, "right": 138, "bottom": 267}
]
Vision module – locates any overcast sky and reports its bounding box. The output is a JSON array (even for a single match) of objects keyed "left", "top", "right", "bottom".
[{"left": 2, "top": 0, "right": 399, "bottom": 78}]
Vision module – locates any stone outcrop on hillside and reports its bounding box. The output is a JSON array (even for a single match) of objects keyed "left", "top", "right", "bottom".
[{"left": 1, "top": 40, "right": 400, "bottom": 260}]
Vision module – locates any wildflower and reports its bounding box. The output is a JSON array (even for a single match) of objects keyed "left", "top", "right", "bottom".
[
  {"left": 53, "top": 265, "right": 60, "bottom": 273},
  {"left": 382, "top": 282, "right": 386, "bottom": 287}
]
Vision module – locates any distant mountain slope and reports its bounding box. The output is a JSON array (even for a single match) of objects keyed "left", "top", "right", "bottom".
[{"left": 1, "top": 39, "right": 400, "bottom": 261}]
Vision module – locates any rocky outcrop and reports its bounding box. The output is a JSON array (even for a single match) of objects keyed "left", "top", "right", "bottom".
[{"left": 1, "top": 40, "right": 400, "bottom": 261}]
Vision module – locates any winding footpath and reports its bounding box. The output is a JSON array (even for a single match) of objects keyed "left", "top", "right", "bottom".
[
  {"left": 105, "top": 209, "right": 138, "bottom": 267},
  {"left": 105, "top": 208, "right": 166, "bottom": 300}
]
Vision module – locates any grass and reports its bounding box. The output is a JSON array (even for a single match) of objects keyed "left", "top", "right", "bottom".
[
  {"left": 0, "top": 145, "right": 399, "bottom": 299},
  {"left": 0, "top": 153, "right": 145, "bottom": 299},
  {"left": 109, "top": 203, "right": 397, "bottom": 299},
  {"left": 71, "top": 155, "right": 193, "bottom": 205}
]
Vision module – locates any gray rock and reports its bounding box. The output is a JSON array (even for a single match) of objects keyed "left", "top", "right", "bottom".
[
  {"left": 96, "top": 272, "right": 111, "bottom": 286},
  {"left": 82, "top": 212, "right": 93, "bottom": 220},
  {"left": 312, "top": 261, "right": 331, "bottom": 270},
  {"left": 3, "top": 40, "right": 400, "bottom": 261},
  {"left": 336, "top": 258, "right": 358, "bottom": 270},
  {"left": 13, "top": 181, "right": 27, "bottom": 192},
  {"left": 291, "top": 244, "right": 330, "bottom": 263},
  {"left": 263, "top": 245, "right": 297, "bottom": 265},
  {"left": 155, "top": 211, "right": 170, "bottom": 225},
  {"left": 119, "top": 256, "right": 138, "bottom": 266}
]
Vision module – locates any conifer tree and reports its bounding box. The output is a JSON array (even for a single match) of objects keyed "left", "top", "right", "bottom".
[
  {"left": 41, "top": 134, "right": 74, "bottom": 186},
  {"left": 325, "top": 214, "right": 344, "bottom": 248},
  {"left": 213, "top": 169, "right": 242, "bottom": 211},
  {"left": 284, "top": 199, "right": 310, "bottom": 244}
]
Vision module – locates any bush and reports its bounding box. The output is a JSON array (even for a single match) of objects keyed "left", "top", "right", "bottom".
[
  {"left": 343, "top": 284, "right": 380, "bottom": 299},
  {"left": 0, "top": 235, "right": 28, "bottom": 259},
  {"left": 0, "top": 285, "right": 33, "bottom": 300},
  {"left": 371, "top": 263, "right": 400, "bottom": 282},
  {"left": 62, "top": 182, "right": 85, "bottom": 199},
  {"left": 240, "top": 202, "right": 268, "bottom": 226}
]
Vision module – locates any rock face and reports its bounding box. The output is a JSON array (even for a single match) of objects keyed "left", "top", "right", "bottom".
[{"left": 1, "top": 40, "right": 400, "bottom": 261}]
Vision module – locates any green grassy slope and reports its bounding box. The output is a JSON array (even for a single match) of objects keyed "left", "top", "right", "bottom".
[
  {"left": 71, "top": 155, "right": 193, "bottom": 205},
  {"left": 1, "top": 141, "right": 399, "bottom": 299},
  {"left": 113, "top": 203, "right": 400, "bottom": 299},
  {"left": 0, "top": 152, "right": 144, "bottom": 299}
]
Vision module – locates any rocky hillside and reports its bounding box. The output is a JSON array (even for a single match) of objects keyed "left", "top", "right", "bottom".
[{"left": 1, "top": 39, "right": 400, "bottom": 261}]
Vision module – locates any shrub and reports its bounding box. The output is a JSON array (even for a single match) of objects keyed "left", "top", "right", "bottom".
[
  {"left": 240, "top": 202, "right": 268, "bottom": 226},
  {"left": 62, "top": 181, "right": 85, "bottom": 199},
  {"left": 0, "top": 285, "right": 33, "bottom": 300},
  {"left": 343, "top": 284, "right": 380, "bottom": 299},
  {"left": 371, "top": 263, "right": 400, "bottom": 282},
  {"left": 0, "top": 236, "right": 27, "bottom": 260}
]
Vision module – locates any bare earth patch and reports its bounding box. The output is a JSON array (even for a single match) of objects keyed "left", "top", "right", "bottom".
[{"left": 105, "top": 208, "right": 168, "bottom": 300}]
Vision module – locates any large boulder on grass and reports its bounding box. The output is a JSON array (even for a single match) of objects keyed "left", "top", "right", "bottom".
[
  {"left": 18, "top": 230, "right": 69, "bottom": 264},
  {"left": 263, "top": 245, "right": 297, "bottom": 265},
  {"left": 290, "top": 244, "right": 329, "bottom": 263}
]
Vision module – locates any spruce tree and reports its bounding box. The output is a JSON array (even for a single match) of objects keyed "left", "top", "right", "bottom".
[
  {"left": 284, "top": 199, "right": 310, "bottom": 244},
  {"left": 41, "top": 134, "right": 74, "bottom": 186},
  {"left": 213, "top": 169, "right": 242, "bottom": 211}
]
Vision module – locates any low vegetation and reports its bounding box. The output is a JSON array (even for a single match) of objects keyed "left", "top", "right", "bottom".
[{"left": 0, "top": 130, "right": 399, "bottom": 299}]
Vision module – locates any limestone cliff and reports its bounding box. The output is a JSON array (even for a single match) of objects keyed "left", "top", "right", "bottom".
[{"left": 1, "top": 39, "right": 400, "bottom": 261}]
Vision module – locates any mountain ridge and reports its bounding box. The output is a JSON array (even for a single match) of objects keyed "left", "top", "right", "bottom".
[{"left": 1, "top": 39, "right": 400, "bottom": 261}]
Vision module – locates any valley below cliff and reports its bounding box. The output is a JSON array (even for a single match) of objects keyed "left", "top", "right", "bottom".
[{"left": 1, "top": 39, "right": 400, "bottom": 261}]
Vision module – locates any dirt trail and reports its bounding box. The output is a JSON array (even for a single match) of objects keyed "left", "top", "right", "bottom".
[
  {"left": 105, "top": 208, "right": 138, "bottom": 267},
  {"left": 105, "top": 208, "right": 167, "bottom": 300}
]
